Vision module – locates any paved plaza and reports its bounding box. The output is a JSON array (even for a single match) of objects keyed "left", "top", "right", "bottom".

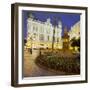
[{"left": 23, "top": 49, "right": 66, "bottom": 77}]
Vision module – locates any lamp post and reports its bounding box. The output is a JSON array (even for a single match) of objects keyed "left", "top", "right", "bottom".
[
  {"left": 30, "top": 37, "right": 33, "bottom": 54},
  {"left": 30, "top": 34, "right": 36, "bottom": 54}
]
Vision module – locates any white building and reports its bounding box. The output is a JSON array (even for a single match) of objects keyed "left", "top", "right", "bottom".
[
  {"left": 26, "top": 14, "right": 62, "bottom": 49},
  {"left": 68, "top": 21, "right": 80, "bottom": 40},
  {"left": 68, "top": 21, "right": 80, "bottom": 51}
]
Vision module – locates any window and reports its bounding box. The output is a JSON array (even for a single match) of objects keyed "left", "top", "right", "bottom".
[
  {"left": 33, "top": 26, "right": 35, "bottom": 31},
  {"left": 57, "top": 38, "right": 59, "bottom": 42},
  {"left": 39, "top": 34, "right": 44, "bottom": 41},
  {"left": 33, "top": 33, "right": 37, "bottom": 38},
  {"left": 46, "top": 28, "right": 50, "bottom": 34},
  {"left": 33, "top": 25, "right": 38, "bottom": 32},
  {"left": 40, "top": 26, "right": 44, "bottom": 33},
  {"left": 36, "top": 26, "right": 38, "bottom": 32},
  {"left": 47, "top": 36, "right": 50, "bottom": 41}
]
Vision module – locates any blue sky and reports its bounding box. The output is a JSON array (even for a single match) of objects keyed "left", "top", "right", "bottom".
[{"left": 22, "top": 10, "right": 81, "bottom": 38}]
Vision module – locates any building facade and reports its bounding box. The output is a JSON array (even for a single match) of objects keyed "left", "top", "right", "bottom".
[
  {"left": 68, "top": 21, "right": 80, "bottom": 51},
  {"left": 26, "top": 14, "right": 62, "bottom": 49},
  {"left": 68, "top": 21, "right": 80, "bottom": 40}
]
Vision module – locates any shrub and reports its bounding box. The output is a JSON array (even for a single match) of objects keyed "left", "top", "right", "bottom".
[{"left": 36, "top": 52, "right": 80, "bottom": 74}]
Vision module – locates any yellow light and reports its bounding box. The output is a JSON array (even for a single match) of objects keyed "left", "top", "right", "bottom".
[{"left": 69, "top": 46, "right": 73, "bottom": 50}]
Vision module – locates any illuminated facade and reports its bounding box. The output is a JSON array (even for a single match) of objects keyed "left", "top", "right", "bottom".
[
  {"left": 68, "top": 21, "right": 80, "bottom": 40},
  {"left": 26, "top": 14, "right": 62, "bottom": 49},
  {"left": 68, "top": 21, "right": 80, "bottom": 51}
]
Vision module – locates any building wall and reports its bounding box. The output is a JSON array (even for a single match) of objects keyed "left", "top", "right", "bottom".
[
  {"left": 68, "top": 21, "right": 80, "bottom": 51},
  {"left": 68, "top": 21, "right": 80, "bottom": 40},
  {"left": 26, "top": 16, "right": 62, "bottom": 49}
]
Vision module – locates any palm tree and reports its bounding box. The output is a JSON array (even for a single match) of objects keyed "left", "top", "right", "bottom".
[{"left": 52, "top": 17, "right": 57, "bottom": 50}]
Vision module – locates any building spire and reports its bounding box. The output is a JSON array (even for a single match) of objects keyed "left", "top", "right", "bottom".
[{"left": 64, "top": 26, "right": 68, "bottom": 34}]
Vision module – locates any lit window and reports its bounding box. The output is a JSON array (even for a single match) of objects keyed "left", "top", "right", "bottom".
[{"left": 65, "top": 39, "right": 68, "bottom": 42}]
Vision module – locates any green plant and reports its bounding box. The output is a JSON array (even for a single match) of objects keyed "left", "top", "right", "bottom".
[{"left": 36, "top": 52, "right": 80, "bottom": 74}]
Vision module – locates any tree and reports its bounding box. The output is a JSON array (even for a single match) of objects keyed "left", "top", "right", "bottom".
[
  {"left": 71, "top": 37, "right": 80, "bottom": 52},
  {"left": 24, "top": 39, "right": 27, "bottom": 46}
]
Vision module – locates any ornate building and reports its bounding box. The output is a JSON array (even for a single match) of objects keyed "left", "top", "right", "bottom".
[{"left": 26, "top": 14, "right": 62, "bottom": 49}]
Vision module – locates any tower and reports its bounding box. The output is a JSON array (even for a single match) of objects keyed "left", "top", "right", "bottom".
[{"left": 62, "top": 26, "right": 69, "bottom": 51}]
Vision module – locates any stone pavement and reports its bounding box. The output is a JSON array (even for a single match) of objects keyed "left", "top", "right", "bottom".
[{"left": 23, "top": 49, "right": 66, "bottom": 77}]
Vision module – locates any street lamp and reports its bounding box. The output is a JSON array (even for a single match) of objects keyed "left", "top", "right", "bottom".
[{"left": 29, "top": 34, "right": 36, "bottom": 54}]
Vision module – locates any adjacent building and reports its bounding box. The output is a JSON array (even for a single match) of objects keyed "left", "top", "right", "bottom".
[
  {"left": 68, "top": 21, "right": 80, "bottom": 51},
  {"left": 68, "top": 21, "right": 80, "bottom": 40}
]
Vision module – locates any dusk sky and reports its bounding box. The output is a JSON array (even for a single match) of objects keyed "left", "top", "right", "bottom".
[{"left": 22, "top": 10, "right": 81, "bottom": 38}]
